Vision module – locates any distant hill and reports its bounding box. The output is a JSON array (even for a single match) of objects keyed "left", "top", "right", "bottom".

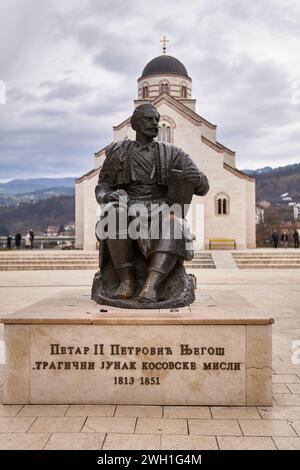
[
  {"left": 0, "top": 196, "right": 75, "bottom": 235},
  {"left": 243, "top": 163, "right": 300, "bottom": 205},
  {"left": 243, "top": 167, "right": 273, "bottom": 177},
  {"left": 0, "top": 177, "right": 75, "bottom": 196},
  {"left": 0, "top": 186, "right": 75, "bottom": 207},
  {"left": 0, "top": 177, "right": 75, "bottom": 207}
]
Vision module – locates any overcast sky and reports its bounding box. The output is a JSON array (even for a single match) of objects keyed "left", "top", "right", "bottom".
[{"left": 0, "top": 0, "right": 300, "bottom": 181}]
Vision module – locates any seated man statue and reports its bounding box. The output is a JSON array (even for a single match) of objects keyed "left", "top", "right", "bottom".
[{"left": 92, "top": 103, "right": 209, "bottom": 308}]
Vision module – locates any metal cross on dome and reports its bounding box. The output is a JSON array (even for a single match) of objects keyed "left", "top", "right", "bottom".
[{"left": 160, "top": 35, "right": 169, "bottom": 54}]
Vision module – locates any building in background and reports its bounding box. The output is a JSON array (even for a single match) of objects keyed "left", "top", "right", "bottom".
[{"left": 76, "top": 44, "right": 255, "bottom": 250}]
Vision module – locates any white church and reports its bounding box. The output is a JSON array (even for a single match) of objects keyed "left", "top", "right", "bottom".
[{"left": 75, "top": 44, "right": 256, "bottom": 251}]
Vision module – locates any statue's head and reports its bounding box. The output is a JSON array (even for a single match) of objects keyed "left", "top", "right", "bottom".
[{"left": 130, "top": 103, "right": 160, "bottom": 139}]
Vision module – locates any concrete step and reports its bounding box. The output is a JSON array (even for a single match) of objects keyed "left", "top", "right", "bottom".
[
  {"left": 185, "top": 265, "right": 216, "bottom": 269},
  {"left": 0, "top": 261, "right": 215, "bottom": 271},
  {"left": 0, "top": 255, "right": 99, "bottom": 258},
  {"left": 0, "top": 253, "right": 98, "bottom": 260},
  {"left": 0, "top": 260, "right": 98, "bottom": 265},
  {"left": 186, "top": 261, "right": 215, "bottom": 264},
  {"left": 0, "top": 253, "right": 212, "bottom": 258},
  {"left": 234, "top": 259, "right": 300, "bottom": 262},
  {"left": 0, "top": 258, "right": 215, "bottom": 262},
  {"left": 0, "top": 265, "right": 214, "bottom": 271},
  {"left": 238, "top": 264, "right": 300, "bottom": 269},
  {"left": 233, "top": 252, "right": 300, "bottom": 256},
  {"left": 233, "top": 255, "right": 300, "bottom": 259},
  {"left": 0, "top": 265, "right": 98, "bottom": 271},
  {"left": 193, "top": 254, "right": 213, "bottom": 257},
  {"left": 0, "top": 258, "right": 97, "bottom": 262},
  {"left": 0, "top": 248, "right": 215, "bottom": 271},
  {"left": 236, "top": 258, "right": 300, "bottom": 261}
]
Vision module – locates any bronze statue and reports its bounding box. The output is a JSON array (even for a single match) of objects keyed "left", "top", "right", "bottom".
[{"left": 92, "top": 103, "right": 209, "bottom": 308}]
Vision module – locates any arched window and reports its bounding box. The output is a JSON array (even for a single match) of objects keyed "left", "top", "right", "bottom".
[
  {"left": 142, "top": 85, "right": 149, "bottom": 99},
  {"left": 158, "top": 124, "right": 171, "bottom": 143},
  {"left": 157, "top": 116, "right": 175, "bottom": 143},
  {"left": 181, "top": 85, "right": 187, "bottom": 98},
  {"left": 161, "top": 82, "right": 169, "bottom": 94},
  {"left": 215, "top": 193, "right": 230, "bottom": 215}
]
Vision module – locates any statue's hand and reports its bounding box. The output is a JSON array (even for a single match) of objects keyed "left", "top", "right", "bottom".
[
  {"left": 182, "top": 166, "right": 201, "bottom": 183},
  {"left": 108, "top": 189, "right": 128, "bottom": 202},
  {"left": 182, "top": 165, "right": 209, "bottom": 196}
]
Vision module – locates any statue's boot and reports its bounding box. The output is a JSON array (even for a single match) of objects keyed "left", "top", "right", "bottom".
[
  {"left": 112, "top": 263, "right": 135, "bottom": 299},
  {"left": 106, "top": 238, "right": 135, "bottom": 299},
  {"left": 138, "top": 253, "right": 177, "bottom": 303},
  {"left": 137, "top": 269, "right": 163, "bottom": 303}
]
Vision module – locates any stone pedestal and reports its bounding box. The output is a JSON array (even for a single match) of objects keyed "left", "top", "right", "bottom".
[{"left": 1, "top": 288, "right": 273, "bottom": 406}]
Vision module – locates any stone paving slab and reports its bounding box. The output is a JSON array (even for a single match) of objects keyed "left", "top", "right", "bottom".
[
  {"left": 210, "top": 407, "right": 261, "bottom": 420},
  {"left": 115, "top": 405, "right": 163, "bottom": 418},
  {"left": 189, "top": 419, "right": 242, "bottom": 436},
  {"left": 18, "top": 405, "right": 69, "bottom": 417},
  {"left": 287, "top": 384, "right": 300, "bottom": 393},
  {"left": 103, "top": 433, "right": 161, "bottom": 450},
  {"left": 83, "top": 417, "right": 136, "bottom": 434},
  {"left": 44, "top": 432, "right": 105, "bottom": 450},
  {"left": 274, "top": 394, "right": 300, "bottom": 406},
  {"left": 272, "top": 384, "right": 290, "bottom": 394},
  {"left": 135, "top": 418, "right": 188, "bottom": 435},
  {"left": 66, "top": 405, "right": 116, "bottom": 417},
  {"left": 0, "top": 432, "right": 50, "bottom": 450},
  {"left": 0, "top": 404, "right": 22, "bottom": 417},
  {"left": 238, "top": 419, "right": 297, "bottom": 437},
  {"left": 272, "top": 375, "right": 300, "bottom": 383},
  {"left": 217, "top": 436, "right": 276, "bottom": 450},
  {"left": 258, "top": 405, "right": 300, "bottom": 420},
  {"left": 0, "top": 416, "right": 36, "bottom": 432},
  {"left": 164, "top": 406, "right": 211, "bottom": 419},
  {"left": 28, "top": 416, "right": 86, "bottom": 433},
  {"left": 161, "top": 435, "right": 218, "bottom": 450},
  {"left": 290, "top": 420, "right": 300, "bottom": 436},
  {"left": 273, "top": 437, "right": 300, "bottom": 450}
]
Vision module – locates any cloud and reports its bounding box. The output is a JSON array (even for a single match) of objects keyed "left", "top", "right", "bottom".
[
  {"left": 0, "top": 0, "right": 300, "bottom": 180},
  {"left": 41, "top": 79, "right": 94, "bottom": 101}
]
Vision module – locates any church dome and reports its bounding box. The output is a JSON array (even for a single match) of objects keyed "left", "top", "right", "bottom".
[{"left": 141, "top": 55, "right": 189, "bottom": 78}]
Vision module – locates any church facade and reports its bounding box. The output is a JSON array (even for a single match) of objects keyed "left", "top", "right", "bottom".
[{"left": 76, "top": 52, "right": 256, "bottom": 250}]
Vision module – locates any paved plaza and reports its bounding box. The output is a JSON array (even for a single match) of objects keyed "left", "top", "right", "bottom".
[{"left": 0, "top": 267, "right": 300, "bottom": 450}]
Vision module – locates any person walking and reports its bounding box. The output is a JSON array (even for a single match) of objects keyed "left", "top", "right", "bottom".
[
  {"left": 271, "top": 230, "right": 279, "bottom": 249},
  {"left": 293, "top": 230, "right": 299, "bottom": 249},
  {"left": 281, "top": 231, "right": 289, "bottom": 248},
  {"left": 15, "top": 233, "right": 21, "bottom": 249},
  {"left": 24, "top": 232, "right": 31, "bottom": 249},
  {"left": 6, "top": 235, "right": 12, "bottom": 249},
  {"left": 29, "top": 229, "right": 35, "bottom": 249}
]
